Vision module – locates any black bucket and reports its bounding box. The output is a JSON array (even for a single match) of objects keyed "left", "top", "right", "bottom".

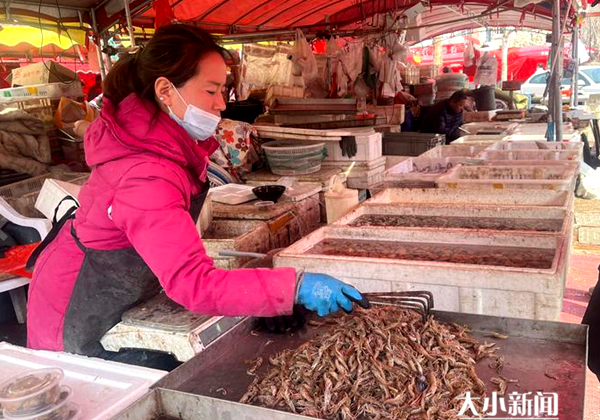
[{"left": 473, "top": 86, "right": 496, "bottom": 111}]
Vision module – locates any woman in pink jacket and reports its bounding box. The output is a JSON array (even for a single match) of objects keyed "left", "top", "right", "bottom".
[{"left": 26, "top": 24, "right": 366, "bottom": 365}]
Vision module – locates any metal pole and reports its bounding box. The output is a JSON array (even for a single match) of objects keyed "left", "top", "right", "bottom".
[
  {"left": 501, "top": 30, "right": 509, "bottom": 82},
  {"left": 91, "top": 8, "right": 107, "bottom": 79},
  {"left": 572, "top": 23, "right": 580, "bottom": 108},
  {"left": 552, "top": 0, "right": 563, "bottom": 142},
  {"left": 123, "top": 0, "right": 136, "bottom": 47}
]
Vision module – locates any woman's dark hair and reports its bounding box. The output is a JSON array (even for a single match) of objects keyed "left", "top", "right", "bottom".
[
  {"left": 449, "top": 89, "right": 469, "bottom": 103},
  {"left": 103, "top": 24, "right": 224, "bottom": 106}
]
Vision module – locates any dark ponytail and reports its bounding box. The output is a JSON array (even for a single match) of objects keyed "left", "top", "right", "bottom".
[{"left": 103, "top": 24, "right": 223, "bottom": 107}]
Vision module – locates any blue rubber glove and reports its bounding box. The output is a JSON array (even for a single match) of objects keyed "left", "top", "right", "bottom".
[{"left": 296, "top": 273, "right": 367, "bottom": 317}]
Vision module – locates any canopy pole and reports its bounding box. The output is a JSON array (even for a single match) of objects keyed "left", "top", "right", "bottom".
[
  {"left": 572, "top": 23, "right": 580, "bottom": 108},
  {"left": 91, "top": 8, "right": 107, "bottom": 79},
  {"left": 123, "top": 0, "right": 136, "bottom": 47},
  {"left": 551, "top": 0, "right": 563, "bottom": 142}
]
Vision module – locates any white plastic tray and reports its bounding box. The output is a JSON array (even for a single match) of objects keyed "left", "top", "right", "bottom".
[
  {"left": 486, "top": 140, "right": 583, "bottom": 152},
  {"left": 451, "top": 134, "right": 506, "bottom": 145},
  {"left": 420, "top": 144, "right": 488, "bottom": 158},
  {"left": 209, "top": 184, "right": 256, "bottom": 205},
  {"left": 478, "top": 149, "right": 581, "bottom": 162},
  {"left": 436, "top": 165, "right": 577, "bottom": 191},
  {"left": 384, "top": 157, "right": 465, "bottom": 187},
  {"left": 0, "top": 342, "right": 165, "bottom": 420}
]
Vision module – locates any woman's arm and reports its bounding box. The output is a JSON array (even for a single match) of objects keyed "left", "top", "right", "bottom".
[{"left": 111, "top": 163, "right": 297, "bottom": 317}]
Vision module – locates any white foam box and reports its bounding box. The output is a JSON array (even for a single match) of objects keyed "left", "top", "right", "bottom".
[
  {"left": 0, "top": 81, "right": 83, "bottom": 101},
  {"left": 479, "top": 149, "right": 581, "bottom": 162},
  {"left": 322, "top": 156, "right": 386, "bottom": 171},
  {"left": 577, "top": 226, "right": 600, "bottom": 245},
  {"left": 369, "top": 187, "right": 574, "bottom": 210},
  {"left": 506, "top": 133, "right": 581, "bottom": 142},
  {"left": 201, "top": 219, "right": 271, "bottom": 269},
  {"left": 209, "top": 184, "right": 257, "bottom": 205},
  {"left": 421, "top": 144, "right": 488, "bottom": 158},
  {"left": 346, "top": 159, "right": 386, "bottom": 189},
  {"left": 486, "top": 140, "right": 583, "bottom": 161},
  {"left": 451, "top": 134, "right": 506, "bottom": 145},
  {"left": 437, "top": 165, "right": 577, "bottom": 192},
  {"left": 0, "top": 342, "right": 165, "bottom": 420},
  {"left": 323, "top": 131, "right": 382, "bottom": 163},
  {"left": 461, "top": 122, "right": 518, "bottom": 135},
  {"left": 513, "top": 122, "right": 575, "bottom": 136},
  {"left": 333, "top": 202, "right": 572, "bottom": 237},
  {"left": 384, "top": 157, "right": 466, "bottom": 188},
  {"left": 274, "top": 226, "right": 568, "bottom": 320}
]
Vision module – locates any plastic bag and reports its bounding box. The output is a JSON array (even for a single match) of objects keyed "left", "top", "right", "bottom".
[
  {"left": 54, "top": 97, "right": 97, "bottom": 133},
  {"left": 464, "top": 40, "right": 475, "bottom": 67},
  {"left": 474, "top": 52, "right": 498, "bottom": 87}
]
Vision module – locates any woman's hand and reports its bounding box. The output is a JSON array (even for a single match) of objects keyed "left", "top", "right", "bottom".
[{"left": 296, "top": 273, "right": 369, "bottom": 317}]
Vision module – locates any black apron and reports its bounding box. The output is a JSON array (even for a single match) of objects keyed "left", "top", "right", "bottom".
[
  {"left": 28, "top": 182, "right": 209, "bottom": 361},
  {"left": 582, "top": 264, "right": 600, "bottom": 381}
]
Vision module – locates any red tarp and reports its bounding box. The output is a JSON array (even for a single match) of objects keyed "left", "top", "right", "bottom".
[{"left": 100, "top": 0, "right": 580, "bottom": 36}]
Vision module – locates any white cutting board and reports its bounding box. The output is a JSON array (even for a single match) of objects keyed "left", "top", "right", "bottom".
[
  {"left": 209, "top": 184, "right": 257, "bottom": 205},
  {"left": 0, "top": 342, "right": 165, "bottom": 420}
]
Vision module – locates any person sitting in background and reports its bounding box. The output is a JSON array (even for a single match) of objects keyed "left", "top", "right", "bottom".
[{"left": 420, "top": 89, "right": 469, "bottom": 143}]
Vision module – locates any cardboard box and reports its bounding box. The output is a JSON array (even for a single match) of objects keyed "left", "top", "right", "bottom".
[
  {"left": 12, "top": 61, "right": 78, "bottom": 87},
  {"left": 0, "top": 82, "right": 83, "bottom": 101}
]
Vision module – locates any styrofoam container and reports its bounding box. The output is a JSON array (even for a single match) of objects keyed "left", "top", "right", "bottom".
[
  {"left": 436, "top": 165, "right": 577, "bottom": 191},
  {"left": 201, "top": 220, "right": 271, "bottom": 269},
  {"left": 384, "top": 157, "right": 465, "bottom": 188},
  {"left": 209, "top": 184, "right": 256, "bottom": 205},
  {"left": 368, "top": 188, "right": 574, "bottom": 210},
  {"left": 421, "top": 144, "right": 488, "bottom": 158},
  {"left": 513, "top": 122, "right": 575, "bottom": 135},
  {"left": 506, "top": 133, "right": 581, "bottom": 142},
  {"left": 275, "top": 226, "right": 567, "bottom": 320},
  {"left": 346, "top": 160, "right": 386, "bottom": 189},
  {"left": 481, "top": 160, "right": 580, "bottom": 172},
  {"left": 324, "top": 132, "right": 382, "bottom": 163},
  {"left": 486, "top": 140, "right": 583, "bottom": 153},
  {"left": 333, "top": 202, "right": 571, "bottom": 236},
  {"left": 478, "top": 149, "right": 581, "bottom": 162},
  {"left": 322, "top": 156, "right": 386, "bottom": 171},
  {"left": 0, "top": 342, "right": 164, "bottom": 420},
  {"left": 451, "top": 134, "right": 506, "bottom": 145},
  {"left": 461, "top": 122, "right": 517, "bottom": 135}
]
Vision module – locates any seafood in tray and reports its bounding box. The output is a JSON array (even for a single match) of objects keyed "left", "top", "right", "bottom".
[
  {"left": 348, "top": 214, "right": 563, "bottom": 232},
  {"left": 241, "top": 305, "right": 504, "bottom": 420},
  {"left": 307, "top": 239, "right": 554, "bottom": 269}
]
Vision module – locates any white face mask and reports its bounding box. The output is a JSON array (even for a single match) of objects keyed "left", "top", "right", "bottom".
[{"left": 167, "top": 83, "right": 221, "bottom": 141}]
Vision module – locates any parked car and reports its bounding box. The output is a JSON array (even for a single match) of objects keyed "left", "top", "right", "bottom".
[{"left": 520, "top": 66, "right": 600, "bottom": 104}]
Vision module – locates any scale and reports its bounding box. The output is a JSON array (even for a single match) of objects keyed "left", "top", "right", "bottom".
[{"left": 101, "top": 293, "right": 244, "bottom": 362}]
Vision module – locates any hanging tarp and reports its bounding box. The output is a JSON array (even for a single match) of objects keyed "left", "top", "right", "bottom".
[
  {"left": 0, "top": 25, "right": 85, "bottom": 49},
  {"left": 119, "top": 0, "right": 581, "bottom": 36}
]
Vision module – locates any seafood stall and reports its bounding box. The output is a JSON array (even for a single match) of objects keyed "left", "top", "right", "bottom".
[{"left": 113, "top": 308, "right": 588, "bottom": 420}]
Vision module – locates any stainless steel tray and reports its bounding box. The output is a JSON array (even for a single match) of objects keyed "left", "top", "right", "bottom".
[
  {"left": 151, "top": 312, "right": 588, "bottom": 420},
  {"left": 112, "top": 388, "right": 312, "bottom": 420}
]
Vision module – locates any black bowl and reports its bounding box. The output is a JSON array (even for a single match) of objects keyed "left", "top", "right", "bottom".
[{"left": 252, "top": 185, "right": 286, "bottom": 203}]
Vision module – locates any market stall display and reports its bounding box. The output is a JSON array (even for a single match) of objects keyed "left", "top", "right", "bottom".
[{"left": 118, "top": 311, "right": 587, "bottom": 420}]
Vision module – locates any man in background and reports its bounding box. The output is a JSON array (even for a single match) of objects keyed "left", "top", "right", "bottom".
[{"left": 420, "top": 89, "right": 469, "bottom": 143}]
